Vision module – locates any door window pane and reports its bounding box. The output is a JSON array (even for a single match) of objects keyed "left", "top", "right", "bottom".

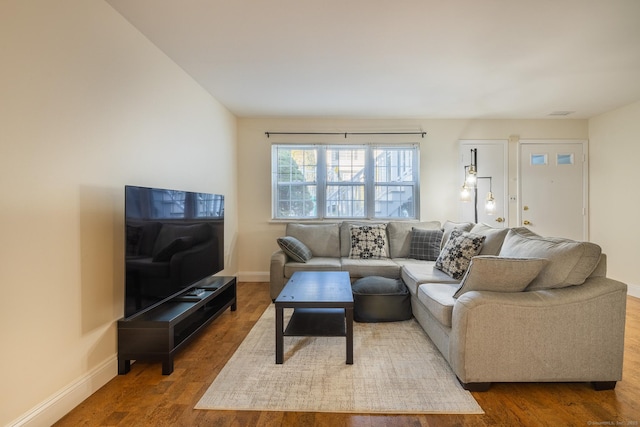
[
  {"left": 531, "top": 154, "right": 548, "bottom": 166},
  {"left": 557, "top": 153, "right": 574, "bottom": 165}
]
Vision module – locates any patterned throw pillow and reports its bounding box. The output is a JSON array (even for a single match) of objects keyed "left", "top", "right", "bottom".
[
  {"left": 349, "top": 224, "right": 389, "bottom": 259},
  {"left": 409, "top": 228, "right": 443, "bottom": 261},
  {"left": 277, "top": 236, "right": 312, "bottom": 263},
  {"left": 435, "top": 229, "right": 486, "bottom": 279}
]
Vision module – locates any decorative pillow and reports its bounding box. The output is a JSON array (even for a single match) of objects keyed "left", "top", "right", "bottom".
[
  {"left": 349, "top": 224, "right": 389, "bottom": 259},
  {"left": 386, "top": 221, "right": 441, "bottom": 258},
  {"left": 470, "top": 223, "right": 509, "bottom": 255},
  {"left": 453, "top": 256, "right": 548, "bottom": 298},
  {"left": 152, "top": 236, "right": 195, "bottom": 262},
  {"left": 277, "top": 236, "right": 312, "bottom": 263},
  {"left": 409, "top": 228, "right": 443, "bottom": 261},
  {"left": 440, "top": 220, "right": 474, "bottom": 250},
  {"left": 434, "top": 229, "right": 485, "bottom": 279}
]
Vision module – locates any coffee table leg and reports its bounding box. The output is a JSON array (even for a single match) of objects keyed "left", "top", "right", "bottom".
[
  {"left": 346, "top": 306, "right": 353, "bottom": 364},
  {"left": 276, "top": 305, "right": 283, "bottom": 364}
]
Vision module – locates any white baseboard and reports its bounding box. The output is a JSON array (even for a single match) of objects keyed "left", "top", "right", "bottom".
[
  {"left": 627, "top": 283, "right": 640, "bottom": 299},
  {"left": 9, "top": 356, "right": 117, "bottom": 427},
  {"left": 237, "top": 271, "right": 269, "bottom": 283}
]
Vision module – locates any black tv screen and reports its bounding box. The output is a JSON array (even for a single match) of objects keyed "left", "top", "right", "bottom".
[{"left": 124, "top": 185, "right": 224, "bottom": 318}]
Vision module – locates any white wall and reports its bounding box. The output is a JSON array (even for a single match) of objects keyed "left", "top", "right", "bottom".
[
  {"left": 589, "top": 101, "right": 640, "bottom": 296},
  {"left": 0, "top": 1, "right": 237, "bottom": 425},
  {"left": 237, "top": 117, "right": 588, "bottom": 280}
]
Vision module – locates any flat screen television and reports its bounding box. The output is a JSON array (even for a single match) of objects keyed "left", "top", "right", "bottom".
[{"left": 124, "top": 185, "right": 224, "bottom": 318}]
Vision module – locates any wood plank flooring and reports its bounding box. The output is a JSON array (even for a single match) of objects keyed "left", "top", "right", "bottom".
[{"left": 55, "top": 282, "right": 640, "bottom": 427}]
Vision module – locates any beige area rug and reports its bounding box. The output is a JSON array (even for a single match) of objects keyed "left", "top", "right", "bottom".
[{"left": 196, "top": 305, "right": 483, "bottom": 414}]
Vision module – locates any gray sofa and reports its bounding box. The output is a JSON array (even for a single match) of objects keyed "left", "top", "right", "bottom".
[{"left": 270, "top": 220, "right": 627, "bottom": 390}]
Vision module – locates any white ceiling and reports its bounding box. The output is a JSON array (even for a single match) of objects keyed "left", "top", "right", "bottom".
[{"left": 105, "top": 0, "right": 640, "bottom": 119}]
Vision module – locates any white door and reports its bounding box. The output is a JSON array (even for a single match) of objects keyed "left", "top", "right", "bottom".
[
  {"left": 519, "top": 140, "right": 588, "bottom": 240},
  {"left": 459, "top": 140, "right": 508, "bottom": 227}
]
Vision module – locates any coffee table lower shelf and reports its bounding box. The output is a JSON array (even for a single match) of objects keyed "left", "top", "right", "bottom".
[{"left": 284, "top": 308, "right": 347, "bottom": 336}]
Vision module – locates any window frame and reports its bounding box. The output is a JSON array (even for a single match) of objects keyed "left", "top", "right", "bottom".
[{"left": 272, "top": 143, "right": 420, "bottom": 221}]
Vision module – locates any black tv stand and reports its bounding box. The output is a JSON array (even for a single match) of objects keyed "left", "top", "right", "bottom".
[{"left": 118, "top": 275, "right": 236, "bottom": 375}]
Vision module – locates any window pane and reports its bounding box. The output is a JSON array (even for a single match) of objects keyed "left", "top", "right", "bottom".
[
  {"left": 277, "top": 184, "right": 316, "bottom": 217},
  {"left": 531, "top": 154, "right": 548, "bottom": 165},
  {"left": 375, "top": 185, "right": 414, "bottom": 218},
  {"left": 557, "top": 153, "right": 574, "bottom": 165},
  {"left": 374, "top": 147, "right": 414, "bottom": 183},
  {"left": 274, "top": 146, "right": 318, "bottom": 218},
  {"left": 326, "top": 147, "right": 365, "bottom": 183},
  {"left": 326, "top": 185, "right": 365, "bottom": 217}
]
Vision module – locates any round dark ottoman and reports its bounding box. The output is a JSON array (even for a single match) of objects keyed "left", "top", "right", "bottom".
[{"left": 352, "top": 276, "right": 412, "bottom": 322}]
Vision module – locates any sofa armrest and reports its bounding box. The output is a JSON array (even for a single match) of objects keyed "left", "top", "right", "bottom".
[
  {"left": 449, "top": 276, "right": 627, "bottom": 384},
  {"left": 270, "top": 249, "right": 288, "bottom": 300}
]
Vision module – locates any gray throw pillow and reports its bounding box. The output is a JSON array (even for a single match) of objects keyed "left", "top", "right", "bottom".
[
  {"left": 435, "top": 229, "right": 485, "bottom": 279},
  {"left": 453, "top": 256, "right": 548, "bottom": 298},
  {"left": 409, "top": 228, "right": 443, "bottom": 261},
  {"left": 277, "top": 236, "right": 312, "bottom": 263}
]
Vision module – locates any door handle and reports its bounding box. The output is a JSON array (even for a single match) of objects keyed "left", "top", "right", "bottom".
[
  {"left": 495, "top": 217, "right": 504, "bottom": 223},
  {"left": 523, "top": 220, "right": 531, "bottom": 225}
]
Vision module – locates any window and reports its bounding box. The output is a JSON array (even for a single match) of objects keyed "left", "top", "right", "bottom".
[
  {"left": 557, "top": 153, "right": 574, "bottom": 165},
  {"left": 530, "top": 154, "right": 548, "bottom": 166},
  {"left": 272, "top": 144, "right": 419, "bottom": 220}
]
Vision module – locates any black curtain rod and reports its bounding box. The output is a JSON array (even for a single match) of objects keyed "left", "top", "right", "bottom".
[{"left": 265, "top": 131, "right": 426, "bottom": 138}]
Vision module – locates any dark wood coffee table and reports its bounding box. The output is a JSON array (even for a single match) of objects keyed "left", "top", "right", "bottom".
[{"left": 275, "top": 271, "right": 353, "bottom": 364}]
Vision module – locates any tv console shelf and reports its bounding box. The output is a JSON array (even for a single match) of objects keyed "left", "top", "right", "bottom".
[{"left": 118, "top": 275, "right": 236, "bottom": 375}]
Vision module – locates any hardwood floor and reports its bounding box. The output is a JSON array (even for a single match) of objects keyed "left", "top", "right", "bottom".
[{"left": 56, "top": 283, "right": 640, "bottom": 427}]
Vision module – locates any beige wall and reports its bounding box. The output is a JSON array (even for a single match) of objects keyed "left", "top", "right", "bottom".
[
  {"left": 237, "top": 118, "right": 588, "bottom": 279},
  {"left": 589, "top": 100, "right": 640, "bottom": 288},
  {"left": 0, "top": 1, "right": 237, "bottom": 425}
]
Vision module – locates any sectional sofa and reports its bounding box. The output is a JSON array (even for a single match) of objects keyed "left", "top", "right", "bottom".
[{"left": 270, "top": 220, "right": 627, "bottom": 390}]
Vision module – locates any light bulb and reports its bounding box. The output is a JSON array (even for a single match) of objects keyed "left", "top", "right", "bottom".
[
  {"left": 485, "top": 192, "right": 496, "bottom": 215},
  {"left": 466, "top": 166, "right": 477, "bottom": 186},
  {"left": 460, "top": 185, "right": 471, "bottom": 202}
]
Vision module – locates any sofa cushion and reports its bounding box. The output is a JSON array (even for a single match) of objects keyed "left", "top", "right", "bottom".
[
  {"left": 341, "top": 257, "right": 401, "bottom": 279},
  {"left": 349, "top": 224, "right": 389, "bottom": 259},
  {"left": 287, "top": 223, "right": 340, "bottom": 258},
  {"left": 284, "top": 257, "right": 342, "bottom": 278},
  {"left": 470, "top": 223, "right": 509, "bottom": 255},
  {"left": 435, "top": 230, "right": 486, "bottom": 279},
  {"left": 409, "top": 228, "right": 443, "bottom": 261},
  {"left": 453, "top": 256, "right": 548, "bottom": 298},
  {"left": 277, "top": 236, "right": 312, "bottom": 262},
  {"left": 400, "top": 261, "right": 460, "bottom": 294},
  {"left": 441, "top": 220, "right": 474, "bottom": 249},
  {"left": 417, "top": 283, "right": 459, "bottom": 328},
  {"left": 499, "top": 228, "right": 602, "bottom": 290},
  {"left": 387, "top": 221, "right": 441, "bottom": 258}
]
